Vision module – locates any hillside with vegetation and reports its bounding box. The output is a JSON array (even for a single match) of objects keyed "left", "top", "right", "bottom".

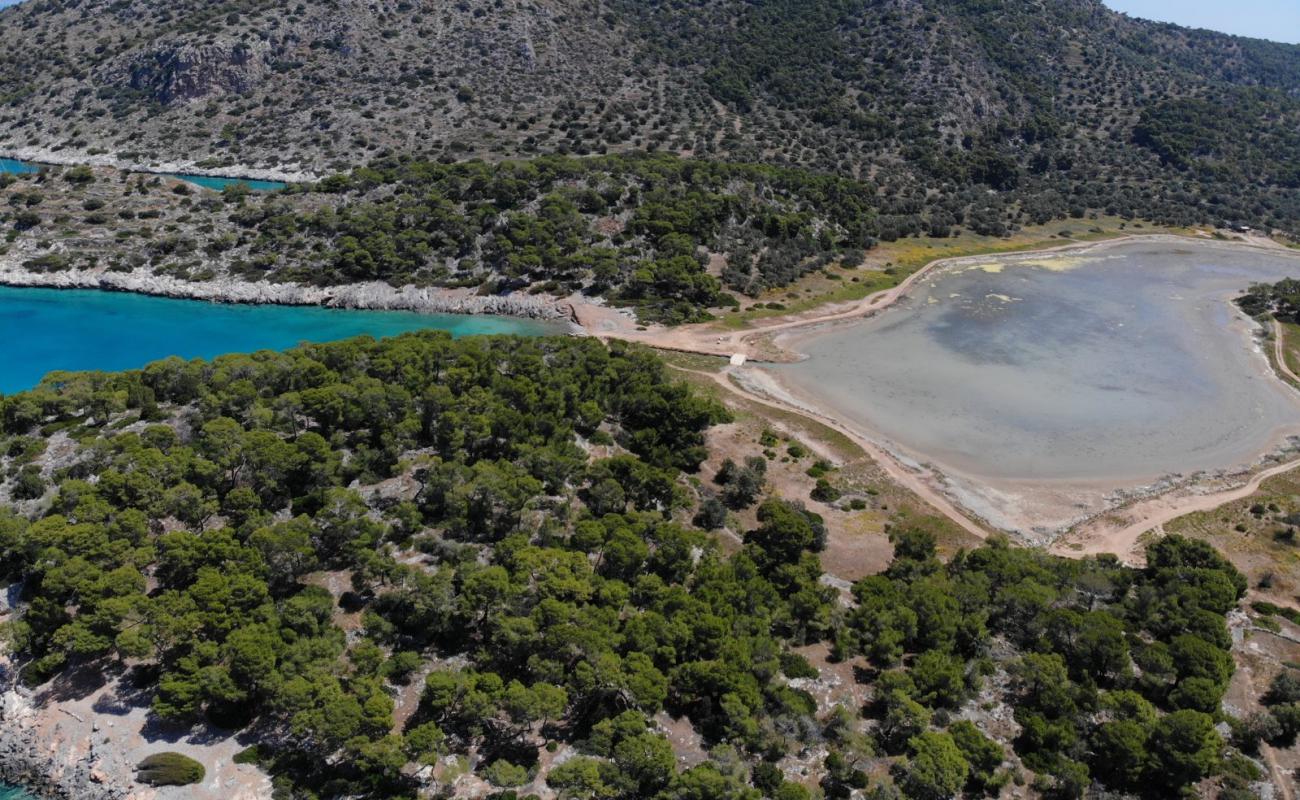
[
  {"left": 0, "top": 1, "right": 1299, "bottom": 797},
  {"left": 2, "top": 0, "right": 1300, "bottom": 241},
  {"left": 0, "top": 332, "right": 1279, "bottom": 798},
  {"left": 0, "top": 155, "right": 883, "bottom": 322}
]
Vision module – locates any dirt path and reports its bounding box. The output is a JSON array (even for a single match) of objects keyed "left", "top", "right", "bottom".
[
  {"left": 1236, "top": 652, "right": 1296, "bottom": 800},
  {"left": 691, "top": 367, "right": 990, "bottom": 542},
  {"left": 1051, "top": 457, "right": 1300, "bottom": 562},
  {"left": 1276, "top": 318, "right": 1300, "bottom": 385},
  {"left": 1047, "top": 320, "right": 1300, "bottom": 562},
  {"left": 1265, "top": 741, "right": 1295, "bottom": 800}
]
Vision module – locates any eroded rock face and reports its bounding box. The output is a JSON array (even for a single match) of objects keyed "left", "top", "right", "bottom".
[
  {"left": 124, "top": 40, "right": 270, "bottom": 104},
  {"left": 0, "top": 688, "right": 125, "bottom": 800}
]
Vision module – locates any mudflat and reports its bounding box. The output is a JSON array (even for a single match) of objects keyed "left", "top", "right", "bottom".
[{"left": 767, "top": 239, "right": 1300, "bottom": 531}]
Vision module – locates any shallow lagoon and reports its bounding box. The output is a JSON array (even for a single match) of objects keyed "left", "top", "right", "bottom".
[
  {"left": 778, "top": 239, "right": 1300, "bottom": 484},
  {"left": 0, "top": 287, "right": 558, "bottom": 393}
]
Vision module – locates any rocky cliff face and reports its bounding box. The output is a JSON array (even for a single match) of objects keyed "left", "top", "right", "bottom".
[{"left": 124, "top": 40, "right": 271, "bottom": 104}]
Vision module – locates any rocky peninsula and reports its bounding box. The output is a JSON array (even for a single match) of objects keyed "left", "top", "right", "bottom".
[{"left": 0, "top": 258, "right": 582, "bottom": 327}]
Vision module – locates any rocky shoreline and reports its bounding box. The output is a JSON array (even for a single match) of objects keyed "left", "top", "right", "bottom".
[
  {"left": 0, "top": 261, "right": 585, "bottom": 331},
  {"left": 0, "top": 655, "right": 272, "bottom": 800},
  {"left": 0, "top": 688, "right": 124, "bottom": 800},
  {"left": 0, "top": 148, "right": 314, "bottom": 184}
]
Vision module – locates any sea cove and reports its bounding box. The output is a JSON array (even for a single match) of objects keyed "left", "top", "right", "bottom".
[
  {"left": 768, "top": 239, "right": 1300, "bottom": 531},
  {"left": 0, "top": 286, "right": 558, "bottom": 393},
  {"left": 0, "top": 158, "right": 286, "bottom": 190}
]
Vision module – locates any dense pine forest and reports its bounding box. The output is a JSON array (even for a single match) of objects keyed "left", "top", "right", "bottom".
[{"left": 0, "top": 333, "right": 1271, "bottom": 798}]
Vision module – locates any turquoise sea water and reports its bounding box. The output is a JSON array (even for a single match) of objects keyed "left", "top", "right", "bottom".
[
  {"left": 167, "top": 173, "right": 288, "bottom": 192},
  {"left": 0, "top": 158, "right": 36, "bottom": 175},
  {"left": 0, "top": 286, "right": 557, "bottom": 393},
  {"left": 0, "top": 158, "right": 285, "bottom": 191},
  {"left": 0, "top": 785, "right": 35, "bottom": 800}
]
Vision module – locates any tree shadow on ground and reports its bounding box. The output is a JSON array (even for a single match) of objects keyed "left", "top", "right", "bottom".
[{"left": 32, "top": 660, "right": 111, "bottom": 705}]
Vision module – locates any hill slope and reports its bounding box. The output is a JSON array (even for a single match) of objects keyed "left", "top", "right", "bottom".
[{"left": 1, "top": 0, "right": 1299, "bottom": 247}]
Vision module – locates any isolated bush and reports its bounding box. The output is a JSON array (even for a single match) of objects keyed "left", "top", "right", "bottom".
[
  {"left": 136, "top": 752, "right": 205, "bottom": 786},
  {"left": 811, "top": 478, "right": 841, "bottom": 503}
]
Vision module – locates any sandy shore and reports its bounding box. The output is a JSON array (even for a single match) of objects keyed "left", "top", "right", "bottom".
[{"left": 721, "top": 366, "right": 990, "bottom": 542}]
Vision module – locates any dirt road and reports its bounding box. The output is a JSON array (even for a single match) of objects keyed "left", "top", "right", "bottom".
[
  {"left": 1050, "top": 457, "right": 1300, "bottom": 562},
  {"left": 1276, "top": 318, "right": 1300, "bottom": 385}
]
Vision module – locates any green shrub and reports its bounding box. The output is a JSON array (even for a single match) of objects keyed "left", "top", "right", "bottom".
[
  {"left": 780, "top": 652, "right": 819, "bottom": 679},
  {"left": 1253, "top": 601, "right": 1300, "bottom": 626},
  {"left": 136, "top": 752, "right": 205, "bottom": 786},
  {"left": 811, "top": 478, "right": 841, "bottom": 502},
  {"left": 806, "top": 459, "right": 832, "bottom": 478},
  {"left": 12, "top": 465, "right": 45, "bottom": 500},
  {"left": 484, "top": 759, "right": 530, "bottom": 788}
]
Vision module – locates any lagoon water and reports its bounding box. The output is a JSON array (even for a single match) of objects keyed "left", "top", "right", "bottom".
[
  {"left": 0, "top": 286, "right": 556, "bottom": 393},
  {"left": 778, "top": 240, "right": 1300, "bottom": 483}
]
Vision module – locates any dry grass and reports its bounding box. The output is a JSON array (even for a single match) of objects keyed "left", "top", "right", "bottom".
[
  {"left": 1279, "top": 321, "right": 1300, "bottom": 387},
  {"left": 1166, "top": 470, "right": 1300, "bottom": 609}
]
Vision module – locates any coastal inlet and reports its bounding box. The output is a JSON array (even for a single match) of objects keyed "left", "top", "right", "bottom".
[
  {"left": 0, "top": 158, "right": 287, "bottom": 191},
  {"left": 0, "top": 286, "right": 561, "bottom": 393}
]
